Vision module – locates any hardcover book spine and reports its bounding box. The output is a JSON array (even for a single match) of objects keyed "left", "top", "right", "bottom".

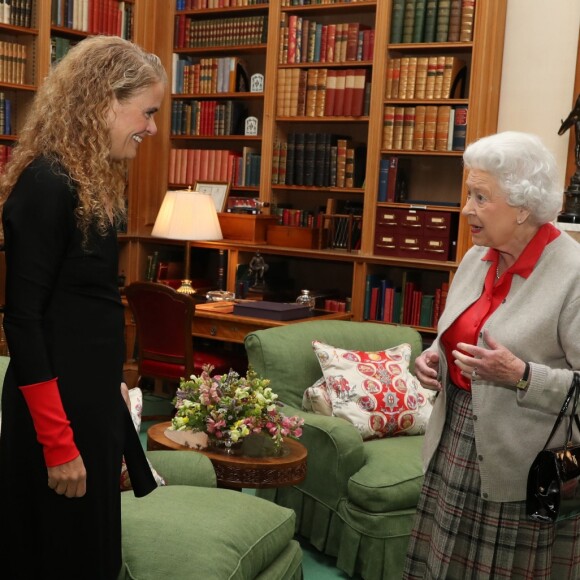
[
  {"left": 435, "top": 0, "right": 451, "bottom": 42},
  {"left": 459, "top": 0, "right": 476, "bottom": 42},
  {"left": 412, "top": 0, "right": 427, "bottom": 42},
  {"left": 390, "top": 0, "right": 405, "bottom": 43},
  {"left": 402, "top": 0, "right": 416, "bottom": 43},
  {"left": 423, "top": 0, "right": 439, "bottom": 42},
  {"left": 435, "top": 105, "right": 451, "bottom": 151},
  {"left": 382, "top": 105, "right": 395, "bottom": 150},
  {"left": 447, "top": 0, "right": 462, "bottom": 42},
  {"left": 413, "top": 105, "right": 426, "bottom": 150},
  {"left": 452, "top": 105, "right": 468, "bottom": 150}
]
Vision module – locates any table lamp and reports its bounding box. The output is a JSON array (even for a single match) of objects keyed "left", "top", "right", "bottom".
[{"left": 151, "top": 189, "right": 223, "bottom": 294}]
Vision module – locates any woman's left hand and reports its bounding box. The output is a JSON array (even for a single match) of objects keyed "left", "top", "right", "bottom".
[{"left": 452, "top": 330, "right": 527, "bottom": 385}]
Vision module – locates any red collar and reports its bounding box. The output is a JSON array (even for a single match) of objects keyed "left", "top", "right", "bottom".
[{"left": 482, "top": 223, "right": 560, "bottom": 279}]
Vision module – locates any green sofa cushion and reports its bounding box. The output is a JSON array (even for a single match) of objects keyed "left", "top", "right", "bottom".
[
  {"left": 348, "top": 436, "right": 425, "bottom": 513},
  {"left": 121, "top": 486, "right": 297, "bottom": 580}
]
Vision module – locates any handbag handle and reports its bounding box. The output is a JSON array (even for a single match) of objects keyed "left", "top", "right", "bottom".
[{"left": 542, "top": 372, "right": 580, "bottom": 450}]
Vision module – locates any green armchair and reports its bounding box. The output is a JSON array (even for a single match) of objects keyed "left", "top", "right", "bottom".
[{"left": 245, "top": 320, "right": 426, "bottom": 580}]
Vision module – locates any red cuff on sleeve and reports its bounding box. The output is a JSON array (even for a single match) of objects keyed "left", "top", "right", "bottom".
[{"left": 19, "top": 378, "right": 79, "bottom": 467}]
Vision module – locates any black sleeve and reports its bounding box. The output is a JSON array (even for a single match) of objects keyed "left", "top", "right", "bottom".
[{"left": 2, "top": 158, "right": 76, "bottom": 385}]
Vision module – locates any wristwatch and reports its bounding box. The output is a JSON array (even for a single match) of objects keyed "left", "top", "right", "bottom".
[{"left": 515, "top": 362, "right": 530, "bottom": 390}]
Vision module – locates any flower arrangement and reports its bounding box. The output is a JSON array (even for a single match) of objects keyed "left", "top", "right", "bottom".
[{"left": 170, "top": 365, "right": 304, "bottom": 452}]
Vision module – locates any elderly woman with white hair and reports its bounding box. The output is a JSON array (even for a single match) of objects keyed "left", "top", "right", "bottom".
[{"left": 403, "top": 131, "right": 580, "bottom": 579}]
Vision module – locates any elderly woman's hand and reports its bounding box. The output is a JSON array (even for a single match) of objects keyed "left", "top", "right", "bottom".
[
  {"left": 453, "top": 330, "right": 527, "bottom": 385},
  {"left": 415, "top": 350, "right": 442, "bottom": 391}
]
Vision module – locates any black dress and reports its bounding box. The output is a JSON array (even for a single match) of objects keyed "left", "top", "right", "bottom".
[{"left": 0, "top": 157, "right": 156, "bottom": 579}]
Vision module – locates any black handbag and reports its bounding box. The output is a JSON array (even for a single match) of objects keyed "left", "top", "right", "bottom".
[{"left": 526, "top": 373, "right": 580, "bottom": 523}]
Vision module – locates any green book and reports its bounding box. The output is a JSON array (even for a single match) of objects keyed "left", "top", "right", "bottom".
[
  {"left": 390, "top": 0, "right": 406, "bottom": 43},
  {"left": 436, "top": 0, "right": 451, "bottom": 42},
  {"left": 402, "top": 0, "right": 416, "bottom": 44},
  {"left": 423, "top": 0, "right": 439, "bottom": 43},
  {"left": 412, "top": 0, "right": 427, "bottom": 43},
  {"left": 419, "top": 295, "right": 435, "bottom": 327}
]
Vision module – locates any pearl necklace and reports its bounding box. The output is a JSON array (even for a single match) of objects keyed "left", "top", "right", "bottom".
[{"left": 496, "top": 265, "right": 500, "bottom": 279}]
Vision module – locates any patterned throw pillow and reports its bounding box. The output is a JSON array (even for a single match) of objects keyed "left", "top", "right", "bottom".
[
  {"left": 302, "top": 376, "right": 333, "bottom": 416},
  {"left": 120, "top": 387, "right": 166, "bottom": 491},
  {"left": 311, "top": 341, "right": 434, "bottom": 440}
]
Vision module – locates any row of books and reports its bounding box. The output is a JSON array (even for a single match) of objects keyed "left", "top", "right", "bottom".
[
  {"left": 0, "top": 41, "right": 26, "bottom": 86},
  {"left": 170, "top": 99, "right": 248, "bottom": 136},
  {"left": 51, "top": 37, "right": 76, "bottom": 64},
  {"left": 273, "top": 207, "right": 320, "bottom": 228},
  {"left": 0, "top": 144, "right": 12, "bottom": 174},
  {"left": 382, "top": 104, "right": 467, "bottom": 152},
  {"left": 364, "top": 273, "right": 449, "bottom": 328},
  {"left": 174, "top": 15, "right": 268, "bottom": 49},
  {"left": 172, "top": 56, "right": 250, "bottom": 95},
  {"left": 51, "top": 0, "right": 133, "bottom": 38},
  {"left": 390, "top": 0, "right": 476, "bottom": 44},
  {"left": 377, "top": 156, "right": 407, "bottom": 203},
  {"left": 281, "top": 1, "right": 369, "bottom": 5},
  {"left": 0, "top": 93, "right": 12, "bottom": 135},
  {"left": 386, "top": 55, "right": 466, "bottom": 100},
  {"left": 279, "top": 14, "right": 374, "bottom": 65},
  {"left": 0, "top": 0, "right": 32, "bottom": 28},
  {"left": 277, "top": 68, "right": 370, "bottom": 118},
  {"left": 168, "top": 146, "right": 260, "bottom": 188},
  {"left": 176, "top": 0, "right": 268, "bottom": 9},
  {"left": 272, "top": 133, "right": 366, "bottom": 189}
]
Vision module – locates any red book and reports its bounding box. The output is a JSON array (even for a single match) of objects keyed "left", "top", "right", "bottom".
[
  {"left": 383, "top": 287, "right": 394, "bottom": 322},
  {"left": 333, "top": 70, "right": 347, "bottom": 116},
  {"left": 325, "top": 24, "right": 337, "bottom": 63},
  {"left": 324, "top": 69, "right": 337, "bottom": 116},
  {"left": 319, "top": 24, "right": 328, "bottom": 63},
  {"left": 199, "top": 149, "right": 209, "bottom": 181},
  {"left": 287, "top": 15, "right": 298, "bottom": 64},
  {"left": 351, "top": 69, "right": 367, "bottom": 117},
  {"left": 369, "top": 286, "right": 380, "bottom": 321},
  {"left": 342, "top": 69, "right": 355, "bottom": 116},
  {"left": 186, "top": 149, "right": 195, "bottom": 185}
]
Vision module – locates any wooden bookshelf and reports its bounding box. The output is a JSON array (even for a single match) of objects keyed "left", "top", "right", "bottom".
[{"left": 6, "top": 1, "right": 507, "bottom": 335}]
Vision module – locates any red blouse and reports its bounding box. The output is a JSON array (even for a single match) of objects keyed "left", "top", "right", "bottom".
[{"left": 441, "top": 223, "right": 560, "bottom": 391}]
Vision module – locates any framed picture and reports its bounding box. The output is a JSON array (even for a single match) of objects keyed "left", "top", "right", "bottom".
[{"left": 193, "top": 181, "right": 230, "bottom": 213}]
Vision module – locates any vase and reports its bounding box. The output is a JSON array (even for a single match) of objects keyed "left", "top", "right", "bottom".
[{"left": 207, "top": 435, "right": 243, "bottom": 455}]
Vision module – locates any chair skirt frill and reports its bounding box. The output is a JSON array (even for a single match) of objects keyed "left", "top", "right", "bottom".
[{"left": 257, "top": 486, "right": 416, "bottom": 580}]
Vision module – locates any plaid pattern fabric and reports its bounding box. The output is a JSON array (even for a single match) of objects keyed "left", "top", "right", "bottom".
[{"left": 403, "top": 384, "right": 580, "bottom": 579}]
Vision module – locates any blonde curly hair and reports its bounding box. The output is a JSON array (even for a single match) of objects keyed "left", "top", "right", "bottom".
[{"left": 0, "top": 35, "right": 167, "bottom": 242}]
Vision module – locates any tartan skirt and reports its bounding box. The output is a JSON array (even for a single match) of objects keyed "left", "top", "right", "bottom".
[{"left": 403, "top": 383, "right": 580, "bottom": 580}]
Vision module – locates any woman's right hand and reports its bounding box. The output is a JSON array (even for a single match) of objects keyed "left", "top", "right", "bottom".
[
  {"left": 415, "top": 350, "right": 442, "bottom": 391},
  {"left": 47, "top": 454, "right": 87, "bottom": 498}
]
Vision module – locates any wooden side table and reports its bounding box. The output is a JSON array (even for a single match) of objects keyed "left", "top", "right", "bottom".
[{"left": 147, "top": 422, "right": 308, "bottom": 490}]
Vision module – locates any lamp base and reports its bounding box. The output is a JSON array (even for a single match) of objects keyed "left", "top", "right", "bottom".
[{"left": 176, "top": 279, "right": 197, "bottom": 295}]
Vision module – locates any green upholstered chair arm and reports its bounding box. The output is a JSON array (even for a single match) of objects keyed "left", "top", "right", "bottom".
[
  {"left": 290, "top": 407, "right": 365, "bottom": 508},
  {"left": 145, "top": 450, "right": 217, "bottom": 488}
]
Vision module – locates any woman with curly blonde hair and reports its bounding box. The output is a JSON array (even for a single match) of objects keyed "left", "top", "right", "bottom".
[{"left": 0, "top": 36, "right": 166, "bottom": 579}]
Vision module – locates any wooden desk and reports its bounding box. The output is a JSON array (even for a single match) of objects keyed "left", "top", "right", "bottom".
[
  {"left": 192, "top": 302, "right": 351, "bottom": 344},
  {"left": 123, "top": 297, "right": 351, "bottom": 360},
  {"left": 147, "top": 421, "right": 308, "bottom": 490}
]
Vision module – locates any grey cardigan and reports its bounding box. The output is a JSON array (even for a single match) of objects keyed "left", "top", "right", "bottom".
[{"left": 423, "top": 231, "right": 580, "bottom": 502}]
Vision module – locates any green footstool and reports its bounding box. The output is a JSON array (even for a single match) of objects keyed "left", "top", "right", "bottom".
[{"left": 120, "top": 451, "right": 302, "bottom": 580}]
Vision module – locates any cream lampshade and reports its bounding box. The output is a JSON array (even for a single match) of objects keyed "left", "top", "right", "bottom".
[{"left": 151, "top": 189, "right": 223, "bottom": 294}]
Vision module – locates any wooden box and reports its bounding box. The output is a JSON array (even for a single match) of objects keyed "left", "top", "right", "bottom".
[
  {"left": 266, "top": 225, "right": 320, "bottom": 249},
  {"left": 218, "top": 213, "right": 278, "bottom": 243}
]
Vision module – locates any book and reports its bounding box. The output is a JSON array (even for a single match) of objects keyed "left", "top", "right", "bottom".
[
  {"left": 452, "top": 105, "right": 468, "bottom": 150},
  {"left": 305, "top": 68, "right": 318, "bottom": 117},
  {"left": 398, "top": 57, "right": 410, "bottom": 100},
  {"left": 412, "top": 0, "right": 427, "bottom": 42},
  {"left": 293, "top": 132, "right": 305, "bottom": 185},
  {"left": 363, "top": 273, "right": 381, "bottom": 320},
  {"left": 314, "top": 67, "right": 327, "bottom": 117},
  {"left": 459, "top": 0, "right": 476, "bottom": 42},
  {"left": 425, "top": 56, "right": 438, "bottom": 99},
  {"left": 343, "top": 69, "right": 355, "bottom": 116},
  {"left": 435, "top": 105, "right": 451, "bottom": 151},
  {"left": 423, "top": 105, "right": 438, "bottom": 150},
  {"left": 402, "top": 106, "right": 416, "bottom": 151},
  {"left": 333, "top": 69, "right": 347, "bottom": 116},
  {"left": 382, "top": 105, "right": 396, "bottom": 150},
  {"left": 324, "top": 69, "right": 337, "bottom": 116},
  {"left": 405, "top": 56, "right": 418, "bottom": 99},
  {"left": 441, "top": 56, "right": 466, "bottom": 98},
  {"left": 386, "top": 156, "right": 400, "bottom": 202},
  {"left": 402, "top": 0, "right": 417, "bottom": 44},
  {"left": 377, "top": 157, "right": 390, "bottom": 202},
  {"left": 433, "top": 55, "right": 446, "bottom": 98},
  {"left": 446, "top": 107, "right": 455, "bottom": 150},
  {"left": 413, "top": 105, "right": 427, "bottom": 150},
  {"left": 423, "top": 0, "right": 439, "bottom": 42},
  {"left": 351, "top": 69, "right": 367, "bottom": 117},
  {"left": 392, "top": 106, "right": 405, "bottom": 150},
  {"left": 390, "top": 0, "right": 405, "bottom": 43},
  {"left": 447, "top": 0, "right": 462, "bottom": 42},
  {"left": 285, "top": 132, "right": 296, "bottom": 186},
  {"left": 435, "top": 0, "right": 451, "bottom": 42},
  {"left": 390, "top": 57, "right": 402, "bottom": 98},
  {"left": 414, "top": 56, "right": 429, "bottom": 99}
]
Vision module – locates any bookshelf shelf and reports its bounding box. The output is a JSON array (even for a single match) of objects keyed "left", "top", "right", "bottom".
[
  {"left": 0, "top": 24, "right": 38, "bottom": 36},
  {"left": 171, "top": 92, "right": 263, "bottom": 100},
  {"left": 279, "top": 61, "right": 374, "bottom": 69},
  {"left": 170, "top": 134, "right": 262, "bottom": 141},
  {"left": 50, "top": 25, "right": 89, "bottom": 39},
  {"left": 174, "top": 45, "right": 267, "bottom": 56},
  {"left": 276, "top": 116, "right": 369, "bottom": 123},
  {"left": 380, "top": 149, "right": 463, "bottom": 157},
  {"left": 280, "top": 2, "right": 377, "bottom": 15},
  {"left": 177, "top": 5, "right": 270, "bottom": 16}
]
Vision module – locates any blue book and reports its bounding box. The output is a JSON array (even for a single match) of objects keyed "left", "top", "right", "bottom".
[
  {"left": 314, "top": 23, "right": 323, "bottom": 63},
  {"left": 378, "top": 158, "right": 390, "bottom": 202}
]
